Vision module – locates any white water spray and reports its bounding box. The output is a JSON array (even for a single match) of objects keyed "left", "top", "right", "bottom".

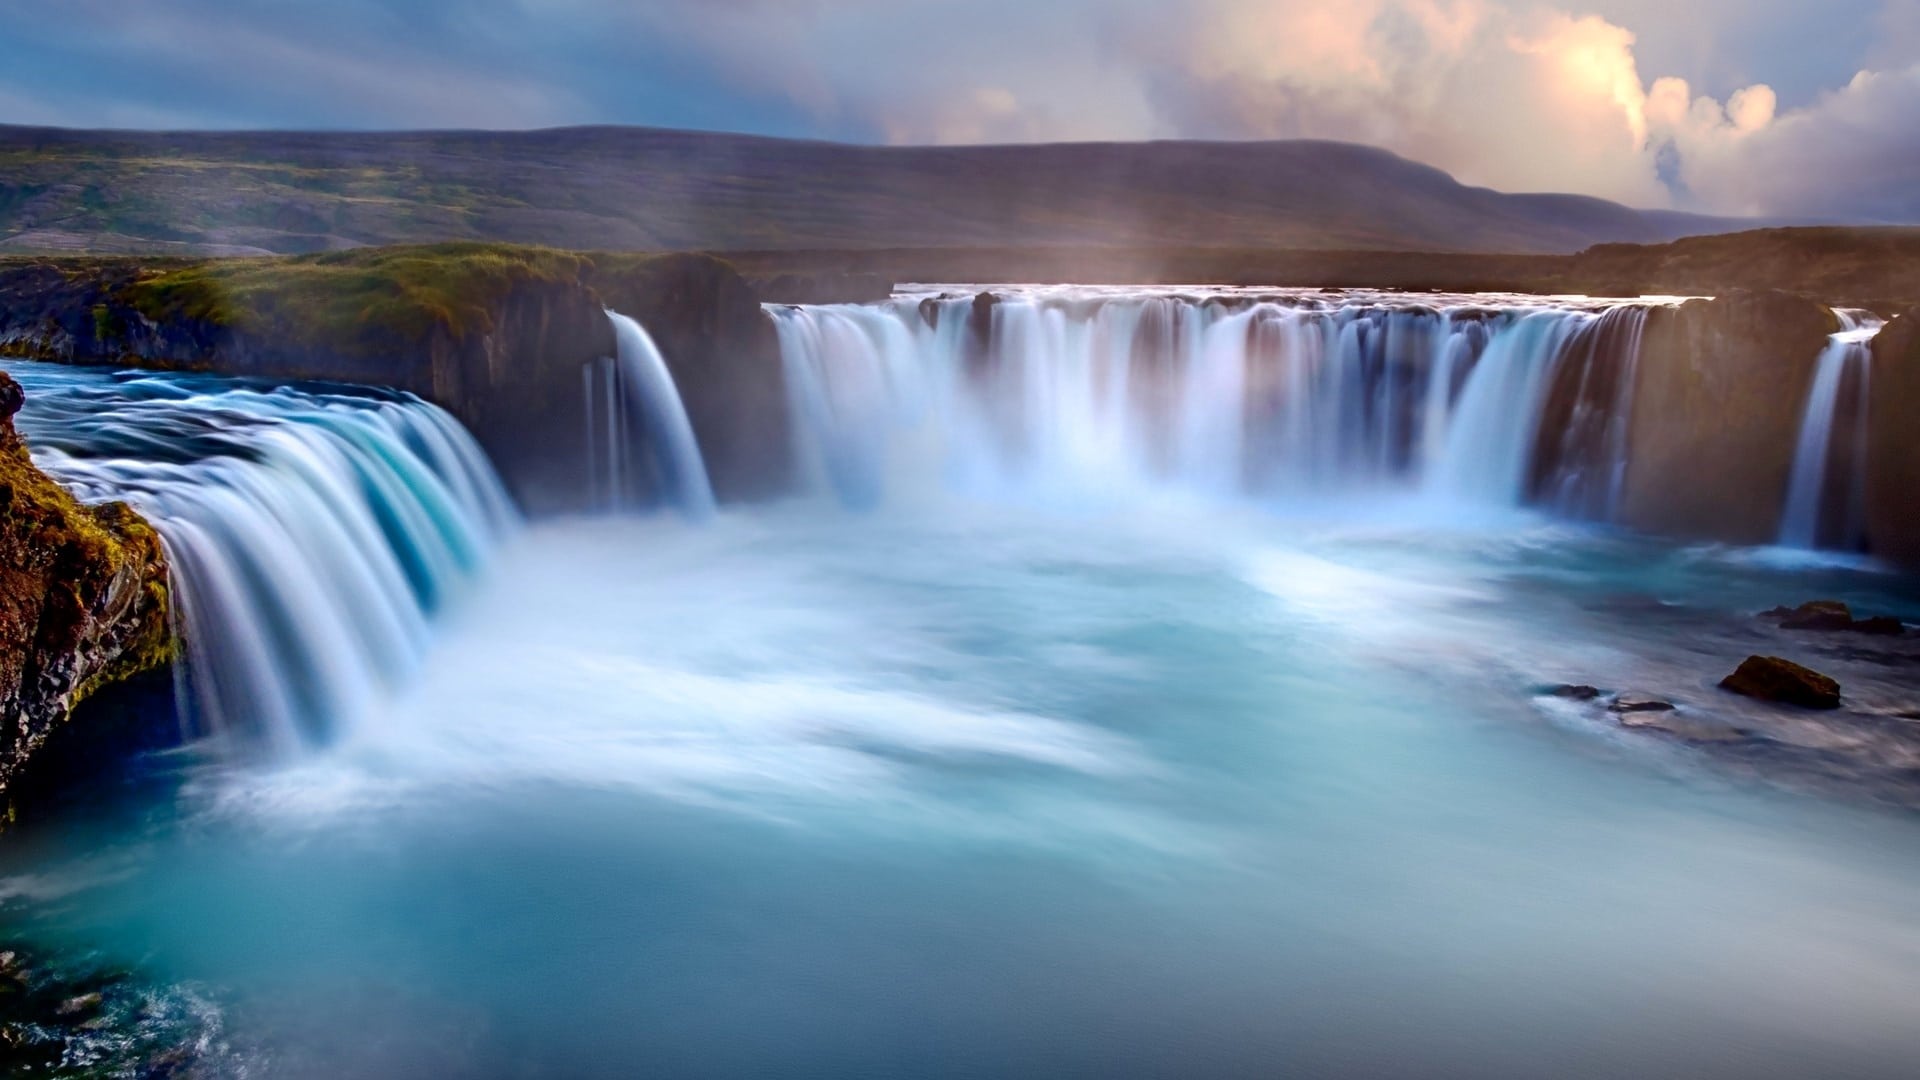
[
  {"left": 7, "top": 367, "right": 517, "bottom": 753},
  {"left": 770, "top": 287, "right": 1659, "bottom": 517},
  {"left": 1780, "top": 310, "right": 1883, "bottom": 550},
  {"left": 596, "top": 312, "right": 716, "bottom": 519}
]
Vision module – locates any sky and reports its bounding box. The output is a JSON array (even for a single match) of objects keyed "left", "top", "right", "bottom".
[{"left": 0, "top": 0, "right": 1916, "bottom": 219}]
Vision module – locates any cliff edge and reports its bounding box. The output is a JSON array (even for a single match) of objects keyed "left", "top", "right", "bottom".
[{"left": 0, "top": 371, "right": 172, "bottom": 806}]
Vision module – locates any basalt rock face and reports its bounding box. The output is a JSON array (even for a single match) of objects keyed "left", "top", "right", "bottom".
[
  {"left": 0, "top": 260, "right": 220, "bottom": 366},
  {"left": 592, "top": 254, "right": 792, "bottom": 503},
  {"left": 1619, "top": 291, "right": 1838, "bottom": 543},
  {"left": 428, "top": 278, "right": 617, "bottom": 514},
  {"left": 0, "top": 250, "right": 795, "bottom": 512},
  {"left": 0, "top": 372, "right": 172, "bottom": 806},
  {"left": 1867, "top": 309, "right": 1920, "bottom": 566}
]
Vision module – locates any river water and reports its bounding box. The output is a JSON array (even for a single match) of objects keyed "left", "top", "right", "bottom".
[{"left": 3, "top": 294, "right": 1920, "bottom": 1076}]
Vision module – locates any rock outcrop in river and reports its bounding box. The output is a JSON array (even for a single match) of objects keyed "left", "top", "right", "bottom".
[
  {"left": 1868, "top": 308, "right": 1920, "bottom": 565},
  {"left": 1619, "top": 291, "right": 1838, "bottom": 543},
  {"left": 0, "top": 372, "right": 171, "bottom": 808}
]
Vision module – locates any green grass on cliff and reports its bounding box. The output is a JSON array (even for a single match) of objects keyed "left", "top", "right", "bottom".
[
  {"left": 122, "top": 243, "right": 599, "bottom": 348},
  {"left": 0, "top": 415, "right": 174, "bottom": 712}
]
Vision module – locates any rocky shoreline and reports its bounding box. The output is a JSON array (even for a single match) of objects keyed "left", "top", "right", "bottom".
[{"left": 1537, "top": 596, "right": 1920, "bottom": 810}]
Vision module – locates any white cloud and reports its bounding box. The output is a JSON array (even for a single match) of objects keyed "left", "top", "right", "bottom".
[
  {"left": 0, "top": 0, "right": 1912, "bottom": 219},
  {"left": 1120, "top": 0, "right": 1918, "bottom": 217},
  {"left": 1665, "top": 63, "right": 1920, "bottom": 220}
]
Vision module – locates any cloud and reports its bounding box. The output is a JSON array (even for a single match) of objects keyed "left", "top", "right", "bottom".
[
  {"left": 1662, "top": 64, "right": 1920, "bottom": 221},
  {"left": 0, "top": 0, "right": 1912, "bottom": 220},
  {"left": 1130, "top": 1, "right": 1671, "bottom": 206},
  {"left": 1126, "top": 0, "right": 1919, "bottom": 217}
]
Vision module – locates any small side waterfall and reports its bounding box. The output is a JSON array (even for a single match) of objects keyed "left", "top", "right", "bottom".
[
  {"left": 770, "top": 287, "right": 1660, "bottom": 518},
  {"left": 586, "top": 312, "right": 715, "bottom": 518},
  {"left": 6, "top": 365, "right": 517, "bottom": 754},
  {"left": 1779, "top": 310, "right": 1883, "bottom": 550}
]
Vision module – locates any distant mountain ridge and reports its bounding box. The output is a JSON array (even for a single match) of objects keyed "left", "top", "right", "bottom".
[{"left": 0, "top": 124, "right": 1753, "bottom": 256}]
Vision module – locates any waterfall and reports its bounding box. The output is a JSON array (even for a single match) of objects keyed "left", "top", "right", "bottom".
[
  {"left": 592, "top": 312, "right": 716, "bottom": 518},
  {"left": 1779, "top": 310, "right": 1883, "bottom": 550},
  {"left": 5, "top": 364, "right": 517, "bottom": 754},
  {"left": 769, "top": 287, "right": 1657, "bottom": 516},
  {"left": 1526, "top": 305, "right": 1650, "bottom": 521}
]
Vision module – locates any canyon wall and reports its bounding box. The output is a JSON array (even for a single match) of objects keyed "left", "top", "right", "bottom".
[{"left": 0, "top": 249, "right": 792, "bottom": 512}]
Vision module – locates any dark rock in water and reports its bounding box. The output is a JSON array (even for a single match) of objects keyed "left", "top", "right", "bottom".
[
  {"left": 1550, "top": 684, "right": 1601, "bottom": 701},
  {"left": 0, "top": 376, "right": 21, "bottom": 419},
  {"left": 964, "top": 292, "right": 1000, "bottom": 372},
  {"left": 918, "top": 296, "right": 942, "bottom": 330},
  {"left": 1720, "top": 656, "right": 1842, "bottom": 709},
  {"left": 54, "top": 992, "right": 103, "bottom": 1018},
  {"left": 1610, "top": 693, "right": 1676, "bottom": 713},
  {"left": 970, "top": 292, "right": 999, "bottom": 342},
  {"left": 1764, "top": 601, "right": 1906, "bottom": 636},
  {"left": 0, "top": 944, "right": 220, "bottom": 1076},
  {"left": 1775, "top": 600, "right": 1854, "bottom": 631}
]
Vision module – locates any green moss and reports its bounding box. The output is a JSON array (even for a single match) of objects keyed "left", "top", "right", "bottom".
[
  {"left": 119, "top": 242, "right": 597, "bottom": 355},
  {"left": 0, "top": 431, "right": 174, "bottom": 715}
]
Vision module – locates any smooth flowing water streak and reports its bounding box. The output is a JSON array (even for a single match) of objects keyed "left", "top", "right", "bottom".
[
  {"left": 1780, "top": 310, "right": 1883, "bottom": 550},
  {"left": 1, "top": 360, "right": 516, "bottom": 753},
  {"left": 599, "top": 311, "right": 716, "bottom": 518},
  {"left": 770, "top": 286, "right": 1662, "bottom": 519}
]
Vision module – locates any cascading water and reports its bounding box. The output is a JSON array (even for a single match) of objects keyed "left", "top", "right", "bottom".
[
  {"left": 770, "top": 286, "right": 1660, "bottom": 518},
  {"left": 587, "top": 312, "right": 716, "bottom": 518},
  {"left": 1779, "top": 310, "right": 1883, "bottom": 551},
  {"left": 2, "top": 362, "right": 517, "bottom": 753}
]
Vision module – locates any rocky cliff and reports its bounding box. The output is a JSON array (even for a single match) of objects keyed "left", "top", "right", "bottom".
[
  {"left": 0, "top": 372, "right": 172, "bottom": 808},
  {"left": 0, "top": 246, "right": 793, "bottom": 512},
  {"left": 1867, "top": 309, "right": 1920, "bottom": 564},
  {"left": 1619, "top": 291, "right": 1839, "bottom": 543}
]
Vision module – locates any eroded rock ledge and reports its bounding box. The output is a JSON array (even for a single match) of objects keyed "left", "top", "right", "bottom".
[
  {"left": 0, "top": 372, "right": 172, "bottom": 807},
  {"left": 1619, "top": 290, "right": 1839, "bottom": 544},
  {"left": 0, "top": 246, "right": 792, "bottom": 512}
]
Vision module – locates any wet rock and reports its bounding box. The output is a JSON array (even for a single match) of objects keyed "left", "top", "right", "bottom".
[
  {"left": 1763, "top": 601, "right": 1907, "bottom": 636},
  {"left": 1610, "top": 693, "right": 1676, "bottom": 713},
  {"left": 1719, "top": 655, "right": 1842, "bottom": 709},
  {"left": 963, "top": 291, "right": 1000, "bottom": 373},
  {"left": 0, "top": 374, "right": 175, "bottom": 806},
  {"left": 1853, "top": 616, "right": 1906, "bottom": 636},
  {"left": 1620, "top": 291, "right": 1838, "bottom": 544},
  {"left": 969, "top": 291, "right": 999, "bottom": 343},
  {"left": 54, "top": 993, "right": 101, "bottom": 1018},
  {"left": 1550, "top": 684, "right": 1601, "bottom": 701},
  {"left": 1775, "top": 600, "right": 1854, "bottom": 631}
]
